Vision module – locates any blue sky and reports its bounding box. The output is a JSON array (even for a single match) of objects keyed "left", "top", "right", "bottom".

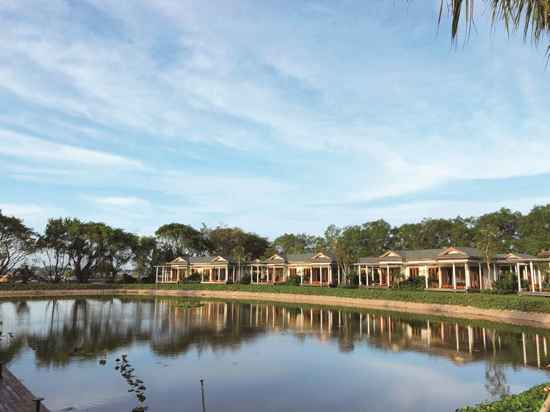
[{"left": 1, "top": 0, "right": 550, "bottom": 238}]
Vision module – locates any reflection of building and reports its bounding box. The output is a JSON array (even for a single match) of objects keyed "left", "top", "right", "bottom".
[
  {"left": 2, "top": 299, "right": 549, "bottom": 372},
  {"left": 156, "top": 247, "right": 549, "bottom": 291},
  {"left": 356, "top": 247, "right": 548, "bottom": 292}
]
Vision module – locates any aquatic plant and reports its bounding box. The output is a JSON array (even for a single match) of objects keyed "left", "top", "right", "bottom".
[{"left": 114, "top": 354, "right": 148, "bottom": 409}]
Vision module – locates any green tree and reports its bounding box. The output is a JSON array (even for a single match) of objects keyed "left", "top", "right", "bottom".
[
  {"left": 476, "top": 222, "right": 500, "bottom": 287},
  {"left": 37, "top": 218, "right": 72, "bottom": 282},
  {"left": 64, "top": 219, "right": 110, "bottom": 283},
  {"left": 155, "top": 223, "right": 208, "bottom": 258},
  {"left": 132, "top": 236, "right": 160, "bottom": 282},
  {"left": 519, "top": 204, "right": 550, "bottom": 255},
  {"left": 272, "top": 233, "right": 319, "bottom": 255},
  {"left": 0, "top": 210, "right": 35, "bottom": 277},
  {"left": 102, "top": 227, "right": 137, "bottom": 282},
  {"left": 476, "top": 208, "right": 522, "bottom": 252},
  {"left": 361, "top": 220, "right": 393, "bottom": 255}
]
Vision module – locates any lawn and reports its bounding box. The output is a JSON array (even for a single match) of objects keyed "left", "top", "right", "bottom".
[{"left": 2, "top": 282, "right": 550, "bottom": 314}]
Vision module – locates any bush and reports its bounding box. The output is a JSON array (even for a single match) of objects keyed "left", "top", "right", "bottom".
[
  {"left": 239, "top": 274, "right": 251, "bottom": 285},
  {"left": 457, "top": 382, "right": 548, "bottom": 411},
  {"left": 395, "top": 275, "right": 426, "bottom": 290},
  {"left": 183, "top": 272, "right": 201, "bottom": 283},
  {"left": 283, "top": 275, "right": 301, "bottom": 286},
  {"left": 494, "top": 272, "right": 527, "bottom": 294}
]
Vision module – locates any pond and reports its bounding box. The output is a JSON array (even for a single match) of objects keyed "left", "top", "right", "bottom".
[{"left": 0, "top": 297, "right": 549, "bottom": 412}]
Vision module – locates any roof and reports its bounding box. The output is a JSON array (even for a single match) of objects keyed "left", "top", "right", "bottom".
[
  {"left": 167, "top": 255, "right": 231, "bottom": 265},
  {"left": 287, "top": 252, "right": 335, "bottom": 263},
  {"left": 539, "top": 250, "right": 550, "bottom": 258},
  {"left": 360, "top": 246, "right": 485, "bottom": 264}
]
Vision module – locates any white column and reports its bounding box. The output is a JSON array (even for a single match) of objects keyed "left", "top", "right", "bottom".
[
  {"left": 452, "top": 263, "right": 457, "bottom": 290},
  {"left": 337, "top": 266, "right": 341, "bottom": 284},
  {"left": 424, "top": 266, "right": 428, "bottom": 289},
  {"left": 538, "top": 268, "right": 543, "bottom": 292},
  {"left": 366, "top": 266, "right": 370, "bottom": 287},
  {"left": 310, "top": 267, "right": 313, "bottom": 285},
  {"left": 225, "top": 266, "right": 229, "bottom": 282},
  {"left": 438, "top": 266, "right": 442, "bottom": 289},
  {"left": 465, "top": 264, "right": 470, "bottom": 289},
  {"left": 530, "top": 261, "right": 535, "bottom": 292},
  {"left": 478, "top": 263, "right": 483, "bottom": 289},
  {"left": 329, "top": 266, "right": 333, "bottom": 284},
  {"left": 386, "top": 264, "right": 390, "bottom": 287},
  {"left": 155, "top": 266, "right": 159, "bottom": 283},
  {"left": 358, "top": 265, "right": 362, "bottom": 286},
  {"left": 320, "top": 267, "right": 323, "bottom": 287},
  {"left": 516, "top": 263, "right": 522, "bottom": 293},
  {"left": 379, "top": 268, "right": 383, "bottom": 287}
]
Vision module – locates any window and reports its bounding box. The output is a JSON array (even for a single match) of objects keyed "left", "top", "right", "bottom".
[{"left": 409, "top": 267, "right": 419, "bottom": 279}]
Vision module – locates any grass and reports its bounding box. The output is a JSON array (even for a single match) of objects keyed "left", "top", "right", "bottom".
[
  {"left": 457, "top": 383, "right": 548, "bottom": 411},
  {"left": 2, "top": 282, "right": 550, "bottom": 314}
]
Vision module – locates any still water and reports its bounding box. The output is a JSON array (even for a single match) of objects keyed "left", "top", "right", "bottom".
[{"left": 0, "top": 297, "right": 549, "bottom": 412}]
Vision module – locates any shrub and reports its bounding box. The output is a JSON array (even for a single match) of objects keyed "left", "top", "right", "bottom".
[
  {"left": 494, "top": 272, "right": 527, "bottom": 294},
  {"left": 457, "top": 382, "right": 548, "bottom": 412},
  {"left": 183, "top": 272, "right": 201, "bottom": 283},
  {"left": 239, "top": 274, "right": 251, "bottom": 285},
  {"left": 396, "top": 275, "right": 426, "bottom": 290},
  {"left": 283, "top": 275, "right": 301, "bottom": 286}
]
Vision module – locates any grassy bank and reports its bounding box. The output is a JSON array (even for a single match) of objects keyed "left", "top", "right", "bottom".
[
  {"left": 457, "top": 383, "right": 548, "bottom": 411},
  {"left": 2, "top": 282, "right": 550, "bottom": 314}
]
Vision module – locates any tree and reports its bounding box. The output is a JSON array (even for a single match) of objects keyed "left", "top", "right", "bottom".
[
  {"left": 102, "top": 227, "right": 137, "bottom": 282},
  {"left": 155, "top": 223, "right": 208, "bottom": 259},
  {"left": 519, "top": 204, "right": 550, "bottom": 255},
  {"left": 64, "top": 219, "right": 110, "bottom": 283},
  {"left": 476, "top": 208, "right": 522, "bottom": 252},
  {"left": 132, "top": 236, "right": 160, "bottom": 282},
  {"left": 475, "top": 222, "right": 500, "bottom": 288},
  {"left": 441, "top": 0, "right": 550, "bottom": 53},
  {"left": 37, "top": 218, "right": 72, "bottom": 282},
  {"left": 361, "top": 220, "right": 393, "bottom": 256},
  {"left": 0, "top": 210, "right": 35, "bottom": 277},
  {"left": 272, "top": 233, "right": 320, "bottom": 255}
]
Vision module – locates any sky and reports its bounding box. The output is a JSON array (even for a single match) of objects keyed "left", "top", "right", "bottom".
[{"left": 1, "top": 0, "right": 550, "bottom": 239}]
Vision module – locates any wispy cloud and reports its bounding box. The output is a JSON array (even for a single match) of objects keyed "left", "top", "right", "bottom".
[
  {"left": 0, "top": 129, "right": 143, "bottom": 169},
  {"left": 1, "top": 0, "right": 550, "bottom": 236}
]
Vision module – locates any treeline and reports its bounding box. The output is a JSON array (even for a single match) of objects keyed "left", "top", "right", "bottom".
[{"left": 1, "top": 204, "right": 549, "bottom": 282}]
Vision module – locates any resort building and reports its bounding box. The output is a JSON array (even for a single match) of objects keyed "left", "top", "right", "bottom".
[
  {"left": 355, "top": 246, "right": 547, "bottom": 292},
  {"left": 156, "top": 246, "right": 549, "bottom": 292},
  {"left": 249, "top": 252, "right": 338, "bottom": 286},
  {"left": 155, "top": 255, "right": 240, "bottom": 284}
]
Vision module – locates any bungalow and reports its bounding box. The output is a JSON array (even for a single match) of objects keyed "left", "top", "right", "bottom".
[
  {"left": 155, "top": 255, "right": 239, "bottom": 284},
  {"left": 356, "top": 246, "right": 546, "bottom": 292},
  {"left": 249, "top": 252, "right": 338, "bottom": 286}
]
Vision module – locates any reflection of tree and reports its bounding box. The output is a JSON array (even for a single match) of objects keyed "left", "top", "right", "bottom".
[{"left": 485, "top": 361, "right": 510, "bottom": 399}]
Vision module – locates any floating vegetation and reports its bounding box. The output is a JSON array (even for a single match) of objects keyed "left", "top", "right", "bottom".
[{"left": 114, "top": 354, "right": 148, "bottom": 410}]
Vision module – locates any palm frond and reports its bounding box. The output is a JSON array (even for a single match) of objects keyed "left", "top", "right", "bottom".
[{"left": 441, "top": 0, "right": 550, "bottom": 52}]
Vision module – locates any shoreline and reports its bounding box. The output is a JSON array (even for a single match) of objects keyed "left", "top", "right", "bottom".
[{"left": 3, "top": 288, "right": 550, "bottom": 329}]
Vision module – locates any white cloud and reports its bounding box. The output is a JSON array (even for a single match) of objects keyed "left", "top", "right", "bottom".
[{"left": 0, "top": 129, "right": 143, "bottom": 169}]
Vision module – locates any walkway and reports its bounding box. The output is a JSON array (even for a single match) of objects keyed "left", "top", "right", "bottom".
[{"left": 0, "top": 366, "right": 49, "bottom": 412}]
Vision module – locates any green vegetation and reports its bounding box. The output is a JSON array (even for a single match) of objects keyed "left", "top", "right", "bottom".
[
  {"left": 1, "top": 205, "right": 550, "bottom": 284},
  {"left": 457, "top": 382, "right": 548, "bottom": 412},
  {"left": 4, "top": 283, "right": 550, "bottom": 315}
]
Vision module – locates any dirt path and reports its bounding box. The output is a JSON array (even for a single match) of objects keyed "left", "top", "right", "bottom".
[{"left": 2, "top": 288, "right": 550, "bottom": 329}]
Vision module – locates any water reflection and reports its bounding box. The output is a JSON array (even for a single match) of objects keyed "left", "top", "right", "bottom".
[
  {"left": 1, "top": 298, "right": 548, "bottom": 370},
  {"left": 0, "top": 298, "right": 549, "bottom": 411}
]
